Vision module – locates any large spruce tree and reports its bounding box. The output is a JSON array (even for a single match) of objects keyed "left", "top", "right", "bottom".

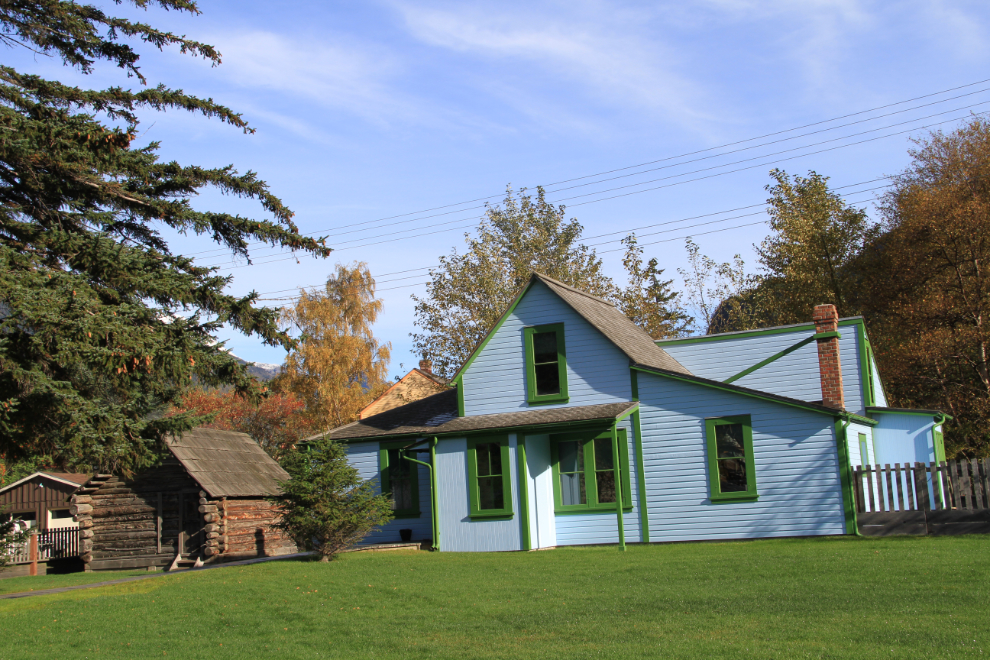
[{"left": 0, "top": 1, "right": 329, "bottom": 472}]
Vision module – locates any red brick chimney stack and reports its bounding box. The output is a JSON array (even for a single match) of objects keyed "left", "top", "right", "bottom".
[
  {"left": 419, "top": 359, "right": 433, "bottom": 374},
  {"left": 813, "top": 304, "right": 844, "bottom": 410}
]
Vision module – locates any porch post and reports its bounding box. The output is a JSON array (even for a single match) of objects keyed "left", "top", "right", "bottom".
[
  {"left": 29, "top": 531, "right": 38, "bottom": 576},
  {"left": 611, "top": 423, "right": 626, "bottom": 551}
]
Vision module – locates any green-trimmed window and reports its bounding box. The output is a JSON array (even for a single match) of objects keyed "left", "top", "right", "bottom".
[
  {"left": 858, "top": 433, "right": 870, "bottom": 466},
  {"left": 467, "top": 436, "right": 513, "bottom": 519},
  {"left": 379, "top": 442, "right": 420, "bottom": 519},
  {"left": 551, "top": 429, "right": 632, "bottom": 513},
  {"left": 705, "top": 415, "right": 758, "bottom": 503},
  {"left": 524, "top": 323, "right": 568, "bottom": 405}
]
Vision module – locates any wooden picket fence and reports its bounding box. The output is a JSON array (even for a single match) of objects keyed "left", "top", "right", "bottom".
[
  {"left": 852, "top": 459, "right": 990, "bottom": 536},
  {"left": 4, "top": 528, "right": 81, "bottom": 564}
]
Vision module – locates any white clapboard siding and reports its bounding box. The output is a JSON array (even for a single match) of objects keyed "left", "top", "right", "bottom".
[
  {"left": 659, "top": 321, "right": 867, "bottom": 415},
  {"left": 637, "top": 372, "right": 846, "bottom": 542},
  {"left": 461, "top": 280, "right": 632, "bottom": 416},
  {"left": 435, "top": 436, "right": 523, "bottom": 552},
  {"left": 346, "top": 442, "right": 434, "bottom": 545},
  {"left": 871, "top": 412, "right": 937, "bottom": 466}
]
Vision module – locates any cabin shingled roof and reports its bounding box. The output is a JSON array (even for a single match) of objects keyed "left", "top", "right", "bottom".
[
  {"left": 316, "top": 388, "right": 638, "bottom": 442},
  {"left": 167, "top": 428, "right": 289, "bottom": 498}
]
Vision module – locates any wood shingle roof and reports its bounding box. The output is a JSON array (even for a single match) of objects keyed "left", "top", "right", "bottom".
[{"left": 167, "top": 428, "right": 289, "bottom": 498}]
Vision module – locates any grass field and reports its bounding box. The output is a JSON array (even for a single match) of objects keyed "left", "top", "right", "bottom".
[{"left": 0, "top": 535, "right": 987, "bottom": 659}]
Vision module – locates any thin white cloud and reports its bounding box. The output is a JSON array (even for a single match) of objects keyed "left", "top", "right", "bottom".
[{"left": 390, "top": 1, "right": 717, "bottom": 132}]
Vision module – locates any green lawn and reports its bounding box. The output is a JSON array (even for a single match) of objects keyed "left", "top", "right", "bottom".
[{"left": 1, "top": 535, "right": 987, "bottom": 659}]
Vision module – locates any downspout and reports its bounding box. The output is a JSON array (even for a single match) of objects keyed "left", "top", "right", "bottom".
[
  {"left": 403, "top": 437, "right": 440, "bottom": 551},
  {"left": 835, "top": 418, "right": 862, "bottom": 537},
  {"left": 610, "top": 422, "right": 626, "bottom": 551}
]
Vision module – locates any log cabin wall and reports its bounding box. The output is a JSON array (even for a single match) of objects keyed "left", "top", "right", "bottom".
[
  {"left": 217, "top": 498, "right": 296, "bottom": 560},
  {"left": 73, "top": 459, "right": 204, "bottom": 571}
]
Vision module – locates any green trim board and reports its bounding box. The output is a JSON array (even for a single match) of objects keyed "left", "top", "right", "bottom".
[
  {"left": 865, "top": 407, "right": 949, "bottom": 418},
  {"left": 723, "top": 334, "right": 817, "bottom": 385},
  {"left": 550, "top": 428, "right": 632, "bottom": 514},
  {"left": 704, "top": 415, "right": 758, "bottom": 503},
  {"left": 517, "top": 437, "right": 531, "bottom": 551},
  {"left": 466, "top": 435, "right": 514, "bottom": 520},
  {"left": 524, "top": 323, "right": 569, "bottom": 405},
  {"left": 450, "top": 278, "right": 536, "bottom": 383},
  {"left": 832, "top": 419, "right": 858, "bottom": 535},
  {"left": 455, "top": 377, "right": 465, "bottom": 417},
  {"left": 631, "top": 364, "right": 879, "bottom": 426},
  {"left": 855, "top": 322, "right": 875, "bottom": 408},
  {"left": 656, "top": 317, "right": 868, "bottom": 346},
  {"left": 610, "top": 423, "right": 626, "bottom": 551},
  {"left": 630, "top": 369, "right": 639, "bottom": 402},
  {"left": 630, "top": 409, "right": 649, "bottom": 543},
  {"left": 858, "top": 433, "right": 869, "bottom": 464},
  {"left": 379, "top": 441, "right": 421, "bottom": 519}
]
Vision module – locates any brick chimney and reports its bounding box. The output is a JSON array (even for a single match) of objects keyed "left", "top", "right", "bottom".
[
  {"left": 418, "top": 359, "right": 433, "bottom": 374},
  {"left": 812, "top": 304, "right": 844, "bottom": 410}
]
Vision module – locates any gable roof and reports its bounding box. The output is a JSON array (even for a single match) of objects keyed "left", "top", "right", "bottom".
[
  {"left": 452, "top": 273, "right": 690, "bottom": 381},
  {"left": 314, "top": 388, "right": 638, "bottom": 442},
  {"left": 536, "top": 274, "right": 690, "bottom": 374},
  {"left": 360, "top": 367, "right": 449, "bottom": 419},
  {"left": 0, "top": 472, "right": 90, "bottom": 495},
  {"left": 167, "top": 428, "right": 289, "bottom": 498}
]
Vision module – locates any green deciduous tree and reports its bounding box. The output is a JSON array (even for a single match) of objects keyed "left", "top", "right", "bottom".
[
  {"left": 618, "top": 234, "right": 691, "bottom": 339},
  {"left": 757, "top": 169, "right": 871, "bottom": 323},
  {"left": 274, "top": 263, "right": 391, "bottom": 431},
  {"left": 272, "top": 434, "right": 393, "bottom": 562},
  {"left": 0, "top": 1, "right": 329, "bottom": 473},
  {"left": 411, "top": 186, "right": 615, "bottom": 378}
]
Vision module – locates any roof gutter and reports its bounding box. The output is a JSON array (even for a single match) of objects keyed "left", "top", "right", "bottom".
[{"left": 403, "top": 437, "right": 439, "bottom": 551}]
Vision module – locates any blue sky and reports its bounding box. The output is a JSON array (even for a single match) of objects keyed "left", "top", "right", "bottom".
[{"left": 9, "top": 1, "right": 990, "bottom": 377}]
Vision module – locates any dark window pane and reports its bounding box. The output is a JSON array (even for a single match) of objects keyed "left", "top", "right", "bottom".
[
  {"left": 476, "top": 443, "right": 501, "bottom": 477},
  {"left": 596, "top": 471, "right": 616, "bottom": 503},
  {"left": 533, "top": 331, "right": 558, "bottom": 363},
  {"left": 558, "top": 441, "right": 583, "bottom": 474},
  {"left": 535, "top": 363, "right": 560, "bottom": 395},
  {"left": 594, "top": 437, "right": 614, "bottom": 471},
  {"left": 477, "top": 444, "right": 491, "bottom": 476},
  {"left": 715, "top": 424, "right": 745, "bottom": 459},
  {"left": 478, "top": 476, "right": 504, "bottom": 510},
  {"left": 392, "top": 476, "right": 413, "bottom": 510},
  {"left": 718, "top": 458, "right": 748, "bottom": 492}
]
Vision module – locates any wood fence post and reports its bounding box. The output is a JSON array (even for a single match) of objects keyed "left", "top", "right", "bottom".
[{"left": 29, "top": 531, "right": 38, "bottom": 576}]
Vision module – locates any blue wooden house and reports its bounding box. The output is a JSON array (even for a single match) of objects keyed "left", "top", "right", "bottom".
[{"left": 324, "top": 273, "right": 947, "bottom": 551}]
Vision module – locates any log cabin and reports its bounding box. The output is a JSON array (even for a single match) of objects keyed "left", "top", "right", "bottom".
[{"left": 71, "top": 428, "right": 297, "bottom": 571}]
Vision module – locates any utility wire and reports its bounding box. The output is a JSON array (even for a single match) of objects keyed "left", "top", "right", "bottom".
[
  {"left": 214, "top": 107, "right": 982, "bottom": 271},
  {"left": 187, "top": 79, "right": 990, "bottom": 260}
]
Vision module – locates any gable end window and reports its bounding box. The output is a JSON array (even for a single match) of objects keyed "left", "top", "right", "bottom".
[
  {"left": 467, "top": 436, "right": 513, "bottom": 519},
  {"left": 524, "top": 323, "right": 569, "bottom": 405},
  {"left": 551, "top": 429, "right": 632, "bottom": 514},
  {"left": 379, "top": 442, "right": 421, "bottom": 519},
  {"left": 704, "top": 415, "right": 758, "bottom": 503}
]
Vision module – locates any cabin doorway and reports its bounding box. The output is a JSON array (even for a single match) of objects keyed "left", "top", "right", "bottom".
[{"left": 179, "top": 491, "right": 202, "bottom": 556}]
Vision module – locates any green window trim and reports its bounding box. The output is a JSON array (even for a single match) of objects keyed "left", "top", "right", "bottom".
[
  {"left": 858, "top": 432, "right": 869, "bottom": 465},
  {"left": 379, "top": 441, "right": 421, "bottom": 519},
  {"left": 550, "top": 429, "right": 633, "bottom": 514},
  {"left": 524, "top": 323, "right": 569, "bottom": 406},
  {"left": 704, "top": 415, "right": 759, "bottom": 503},
  {"left": 467, "top": 436, "right": 514, "bottom": 520}
]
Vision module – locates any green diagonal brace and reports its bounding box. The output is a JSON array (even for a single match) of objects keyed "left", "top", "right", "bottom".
[{"left": 723, "top": 332, "right": 839, "bottom": 385}]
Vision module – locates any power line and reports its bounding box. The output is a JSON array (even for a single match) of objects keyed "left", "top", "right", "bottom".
[
  {"left": 187, "top": 78, "right": 990, "bottom": 261},
  {"left": 212, "top": 106, "right": 984, "bottom": 271},
  {"left": 254, "top": 186, "right": 885, "bottom": 301}
]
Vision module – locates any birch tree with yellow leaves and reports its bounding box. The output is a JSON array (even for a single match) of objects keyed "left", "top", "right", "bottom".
[{"left": 274, "top": 263, "right": 392, "bottom": 430}]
